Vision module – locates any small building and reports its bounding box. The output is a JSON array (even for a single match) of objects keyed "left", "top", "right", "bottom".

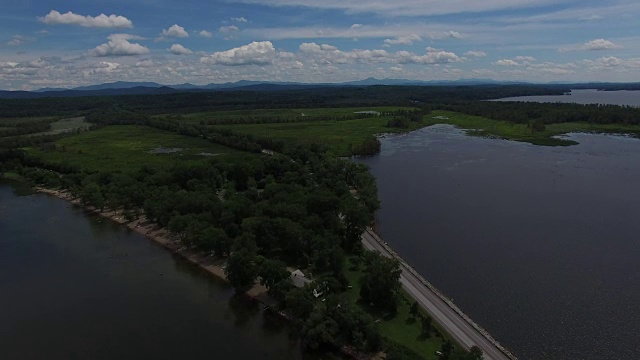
[{"left": 290, "top": 269, "right": 312, "bottom": 288}]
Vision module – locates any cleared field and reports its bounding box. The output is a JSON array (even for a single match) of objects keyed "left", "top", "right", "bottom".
[
  {"left": 426, "top": 110, "right": 640, "bottom": 146},
  {"left": 26, "top": 125, "right": 254, "bottom": 172}
]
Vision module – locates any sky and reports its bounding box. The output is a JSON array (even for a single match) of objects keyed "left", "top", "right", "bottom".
[{"left": 1, "top": 0, "right": 640, "bottom": 90}]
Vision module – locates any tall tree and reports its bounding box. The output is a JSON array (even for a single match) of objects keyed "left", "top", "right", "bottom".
[
  {"left": 80, "top": 182, "right": 104, "bottom": 211},
  {"left": 468, "top": 346, "right": 484, "bottom": 360},
  {"left": 225, "top": 249, "right": 258, "bottom": 293},
  {"left": 340, "top": 196, "right": 370, "bottom": 252},
  {"left": 286, "top": 285, "right": 315, "bottom": 320},
  {"left": 359, "top": 251, "right": 402, "bottom": 313},
  {"left": 302, "top": 303, "right": 340, "bottom": 350},
  {"left": 258, "top": 258, "right": 290, "bottom": 291}
]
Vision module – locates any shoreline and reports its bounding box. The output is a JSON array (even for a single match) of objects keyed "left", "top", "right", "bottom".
[
  {"left": 35, "top": 187, "right": 369, "bottom": 360},
  {"left": 36, "top": 187, "right": 270, "bottom": 300},
  {"left": 364, "top": 228, "right": 517, "bottom": 360}
]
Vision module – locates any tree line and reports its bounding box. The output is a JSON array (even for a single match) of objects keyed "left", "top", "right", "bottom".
[
  {"left": 441, "top": 101, "right": 640, "bottom": 126},
  {"left": 0, "top": 85, "right": 566, "bottom": 118}
]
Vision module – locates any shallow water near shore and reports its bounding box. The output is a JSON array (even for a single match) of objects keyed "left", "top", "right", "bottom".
[
  {"left": 359, "top": 125, "right": 640, "bottom": 360},
  {"left": 0, "top": 180, "right": 320, "bottom": 360}
]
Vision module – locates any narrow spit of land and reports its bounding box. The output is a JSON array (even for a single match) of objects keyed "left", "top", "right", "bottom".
[{"left": 362, "top": 229, "right": 515, "bottom": 360}]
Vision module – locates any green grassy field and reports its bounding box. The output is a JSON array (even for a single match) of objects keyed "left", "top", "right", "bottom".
[
  {"left": 167, "top": 106, "right": 417, "bottom": 123},
  {"left": 426, "top": 110, "right": 640, "bottom": 146},
  {"left": 26, "top": 125, "right": 254, "bottom": 172},
  {"left": 212, "top": 115, "right": 426, "bottom": 156},
  {"left": 345, "top": 257, "right": 442, "bottom": 360}
]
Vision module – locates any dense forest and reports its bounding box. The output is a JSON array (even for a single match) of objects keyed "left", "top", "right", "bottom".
[
  {"left": 3, "top": 84, "right": 638, "bottom": 131},
  {"left": 0, "top": 85, "right": 566, "bottom": 117},
  {"left": 440, "top": 101, "right": 640, "bottom": 126}
]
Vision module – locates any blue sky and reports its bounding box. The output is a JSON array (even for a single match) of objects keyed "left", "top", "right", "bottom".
[{"left": 1, "top": 0, "right": 639, "bottom": 89}]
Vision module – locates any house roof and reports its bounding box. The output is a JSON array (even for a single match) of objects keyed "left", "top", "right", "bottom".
[{"left": 290, "top": 269, "right": 312, "bottom": 288}]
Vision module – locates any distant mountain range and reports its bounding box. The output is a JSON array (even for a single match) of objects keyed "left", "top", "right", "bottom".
[
  {"left": 1, "top": 78, "right": 639, "bottom": 99},
  {"left": 34, "top": 77, "right": 529, "bottom": 92}
]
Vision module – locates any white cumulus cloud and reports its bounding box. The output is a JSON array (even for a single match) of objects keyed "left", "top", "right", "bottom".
[
  {"left": 495, "top": 59, "right": 520, "bottom": 66},
  {"left": 495, "top": 56, "right": 535, "bottom": 66},
  {"left": 427, "top": 31, "right": 467, "bottom": 40},
  {"left": 169, "top": 44, "right": 193, "bottom": 55},
  {"left": 383, "top": 34, "right": 421, "bottom": 46},
  {"left": 514, "top": 56, "right": 536, "bottom": 62},
  {"left": 219, "top": 25, "right": 240, "bottom": 33},
  {"left": 90, "top": 34, "right": 150, "bottom": 57},
  {"left": 464, "top": 50, "right": 487, "bottom": 57},
  {"left": 560, "top": 39, "right": 621, "bottom": 52},
  {"left": 199, "top": 30, "right": 213, "bottom": 38},
  {"left": 160, "top": 24, "right": 189, "bottom": 39},
  {"left": 299, "top": 42, "right": 460, "bottom": 65},
  {"left": 231, "top": 17, "right": 248, "bottom": 23},
  {"left": 404, "top": 49, "right": 461, "bottom": 64},
  {"left": 40, "top": 10, "right": 132, "bottom": 28},
  {"left": 201, "top": 41, "right": 276, "bottom": 66},
  {"left": 299, "top": 43, "right": 339, "bottom": 53},
  {"left": 7, "top": 35, "right": 29, "bottom": 46}
]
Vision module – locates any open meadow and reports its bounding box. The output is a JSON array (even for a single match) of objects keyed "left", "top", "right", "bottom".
[
  {"left": 25, "top": 125, "right": 254, "bottom": 173},
  {"left": 205, "top": 108, "right": 424, "bottom": 156}
]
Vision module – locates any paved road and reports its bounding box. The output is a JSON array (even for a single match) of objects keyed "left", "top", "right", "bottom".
[{"left": 362, "top": 230, "right": 513, "bottom": 360}]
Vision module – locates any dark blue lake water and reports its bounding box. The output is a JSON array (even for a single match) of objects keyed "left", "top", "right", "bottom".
[{"left": 360, "top": 125, "right": 640, "bottom": 360}]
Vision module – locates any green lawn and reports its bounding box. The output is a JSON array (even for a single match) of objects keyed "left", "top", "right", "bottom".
[
  {"left": 345, "top": 257, "right": 443, "bottom": 360},
  {"left": 26, "top": 125, "right": 254, "bottom": 172},
  {"left": 426, "top": 110, "right": 640, "bottom": 146}
]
